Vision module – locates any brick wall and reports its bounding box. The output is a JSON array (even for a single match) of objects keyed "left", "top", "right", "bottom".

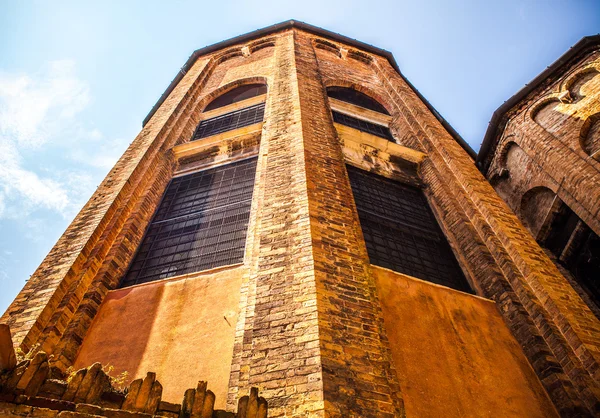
[{"left": 2, "top": 23, "right": 600, "bottom": 416}]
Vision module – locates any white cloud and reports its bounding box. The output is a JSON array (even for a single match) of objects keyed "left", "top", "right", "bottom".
[
  {"left": 0, "top": 60, "right": 108, "bottom": 221},
  {"left": 0, "top": 60, "right": 90, "bottom": 149},
  {"left": 0, "top": 138, "right": 70, "bottom": 216}
]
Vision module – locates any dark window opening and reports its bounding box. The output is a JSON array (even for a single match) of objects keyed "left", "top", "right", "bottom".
[
  {"left": 332, "top": 111, "right": 394, "bottom": 141},
  {"left": 204, "top": 84, "right": 267, "bottom": 112},
  {"left": 327, "top": 86, "right": 389, "bottom": 115},
  {"left": 569, "top": 228, "right": 600, "bottom": 307},
  {"left": 120, "top": 157, "right": 258, "bottom": 287},
  {"left": 192, "top": 103, "right": 265, "bottom": 140},
  {"left": 544, "top": 204, "right": 580, "bottom": 258},
  {"left": 347, "top": 165, "right": 471, "bottom": 292},
  {"left": 542, "top": 203, "right": 600, "bottom": 309}
]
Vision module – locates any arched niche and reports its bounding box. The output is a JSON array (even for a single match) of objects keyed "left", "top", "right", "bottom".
[
  {"left": 503, "top": 142, "right": 532, "bottom": 183},
  {"left": 532, "top": 99, "right": 570, "bottom": 135},
  {"left": 520, "top": 186, "right": 557, "bottom": 238},
  {"left": 567, "top": 68, "right": 599, "bottom": 102},
  {"left": 580, "top": 113, "right": 600, "bottom": 159}
]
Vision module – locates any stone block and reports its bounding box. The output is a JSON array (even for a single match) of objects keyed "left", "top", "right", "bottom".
[
  {"left": 25, "top": 397, "right": 75, "bottom": 412},
  {"left": 62, "top": 369, "right": 86, "bottom": 402},
  {"left": 0, "top": 324, "right": 16, "bottom": 371},
  {"left": 38, "top": 379, "right": 68, "bottom": 399},
  {"left": 17, "top": 352, "right": 49, "bottom": 396}
]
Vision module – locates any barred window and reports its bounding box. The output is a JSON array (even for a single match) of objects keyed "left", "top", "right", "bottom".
[
  {"left": 327, "top": 86, "right": 389, "bottom": 114},
  {"left": 120, "top": 157, "right": 257, "bottom": 287},
  {"left": 192, "top": 103, "right": 265, "bottom": 141},
  {"left": 347, "top": 165, "right": 471, "bottom": 292},
  {"left": 204, "top": 84, "right": 267, "bottom": 112},
  {"left": 332, "top": 111, "right": 394, "bottom": 141}
]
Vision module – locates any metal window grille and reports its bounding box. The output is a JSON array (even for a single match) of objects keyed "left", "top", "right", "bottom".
[
  {"left": 327, "top": 87, "right": 389, "bottom": 114},
  {"left": 120, "top": 157, "right": 258, "bottom": 287},
  {"left": 347, "top": 165, "right": 471, "bottom": 292},
  {"left": 204, "top": 84, "right": 267, "bottom": 111},
  {"left": 332, "top": 111, "right": 394, "bottom": 141},
  {"left": 192, "top": 103, "right": 265, "bottom": 141}
]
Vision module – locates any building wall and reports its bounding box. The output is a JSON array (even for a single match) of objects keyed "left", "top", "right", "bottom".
[
  {"left": 486, "top": 49, "right": 600, "bottom": 237},
  {"left": 72, "top": 266, "right": 244, "bottom": 409},
  {"left": 372, "top": 265, "right": 558, "bottom": 418},
  {"left": 2, "top": 25, "right": 600, "bottom": 416},
  {"left": 483, "top": 46, "right": 600, "bottom": 373}
]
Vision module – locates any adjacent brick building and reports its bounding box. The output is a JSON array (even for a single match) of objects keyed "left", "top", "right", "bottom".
[
  {"left": 477, "top": 35, "right": 600, "bottom": 322},
  {"left": 1, "top": 21, "right": 599, "bottom": 417}
]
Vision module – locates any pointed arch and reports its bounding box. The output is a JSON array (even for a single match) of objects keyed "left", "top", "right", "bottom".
[
  {"left": 325, "top": 82, "right": 391, "bottom": 115},
  {"left": 199, "top": 77, "right": 268, "bottom": 112}
]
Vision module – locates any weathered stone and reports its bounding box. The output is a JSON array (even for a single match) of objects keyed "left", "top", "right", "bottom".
[
  {"left": 102, "top": 408, "right": 152, "bottom": 418},
  {"left": 38, "top": 379, "right": 68, "bottom": 399},
  {"left": 2, "top": 20, "right": 596, "bottom": 418},
  {"left": 245, "top": 388, "right": 258, "bottom": 418},
  {"left": 16, "top": 352, "right": 48, "bottom": 396},
  {"left": 85, "top": 369, "right": 110, "bottom": 405},
  {"left": 25, "top": 396, "right": 75, "bottom": 412},
  {"left": 57, "top": 411, "right": 103, "bottom": 418},
  {"left": 256, "top": 397, "right": 267, "bottom": 418},
  {"left": 4, "top": 360, "right": 29, "bottom": 392},
  {"left": 143, "top": 380, "right": 162, "bottom": 414},
  {"left": 180, "top": 388, "right": 195, "bottom": 418},
  {"left": 30, "top": 406, "right": 59, "bottom": 417},
  {"left": 75, "top": 403, "right": 103, "bottom": 415},
  {"left": 62, "top": 369, "right": 87, "bottom": 402},
  {"left": 157, "top": 400, "right": 180, "bottom": 414},
  {"left": 213, "top": 411, "right": 235, "bottom": 418},
  {"left": 190, "top": 381, "right": 206, "bottom": 417},
  {"left": 156, "top": 412, "right": 178, "bottom": 418},
  {"left": 121, "top": 379, "right": 142, "bottom": 411},
  {"left": 98, "top": 390, "right": 125, "bottom": 410},
  {"left": 235, "top": 396, "right": 248, "bottom": 418},
  {"left": 0, "top": 325, "right": 16, "bottom": 371},
  {"left": 133, "top": 373, "right": 155, "bottom": 412},
  {"left": 73, "top": 363, "right": 103, "bottom": 403},
  {"left": 199, "top": 390, "right": 214, "bottom": 418}
]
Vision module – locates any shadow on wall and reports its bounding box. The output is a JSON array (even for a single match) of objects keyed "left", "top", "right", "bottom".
[
  {"left": 73, "top": 282, "right": 163, "bottom": 387},
  {"left": 72, "top": 268, "right": 244, "bottom": 409}
]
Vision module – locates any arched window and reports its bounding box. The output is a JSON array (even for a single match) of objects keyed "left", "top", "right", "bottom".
[
  {"left": 204, "top": 84, "right": 267, "bottom": 111},
  {"left": 327, "top": 87, "right": 394, "bottom": 141},
  {"left": 520, "top": 186, "right": 556, "bottom": 237},
  {"left": 520, "top": 187, "right": 600, "bottom": 310},
  {"left": 192, "top": 83, "right": 267, "bottom": 141},
  {"left": 327, "top": 87, "right": 389, "bottom": 114}
]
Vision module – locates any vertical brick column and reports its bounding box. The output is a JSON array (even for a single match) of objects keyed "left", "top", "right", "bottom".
[
  {"left": 230, "top": 30, "right": 404, "bottom": 417},
  {"left": 294, "top": 32, "right": 404, "bottom": 417},
  {"left": 232, "top": 32, "right": 325, "bottom": 417}
]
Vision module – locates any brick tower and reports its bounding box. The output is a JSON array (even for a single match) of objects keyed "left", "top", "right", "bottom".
[{"left": 1, "top": 21, "right": 599, "bottom": 417}]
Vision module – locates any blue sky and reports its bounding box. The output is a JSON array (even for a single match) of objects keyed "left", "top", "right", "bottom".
[{"left": 0, "top": 1, "right": 598, "bottom": 314}]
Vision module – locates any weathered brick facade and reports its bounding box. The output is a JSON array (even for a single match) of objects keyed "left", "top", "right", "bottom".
[
  {"left": 478, "top": 36, "right": 600, "bottom": 412},
  {"left": 1, "top": 21, "right": 598, "bottom": 417}
]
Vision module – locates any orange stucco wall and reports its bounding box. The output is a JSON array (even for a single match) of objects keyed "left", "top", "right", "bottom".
[
  {"left": 372, "top": 265, "right": 558, "bottom": 418},
  {"left": 74, "top": 266, "right": 244, "bottom": 409}
]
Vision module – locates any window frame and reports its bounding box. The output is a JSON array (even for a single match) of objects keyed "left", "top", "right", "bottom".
[
  {"left": 119, "top": 156, "right": 258, "bottom": 288},
  {"left": 346, "top": 165, "right": 472, "bottom": 293}
]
